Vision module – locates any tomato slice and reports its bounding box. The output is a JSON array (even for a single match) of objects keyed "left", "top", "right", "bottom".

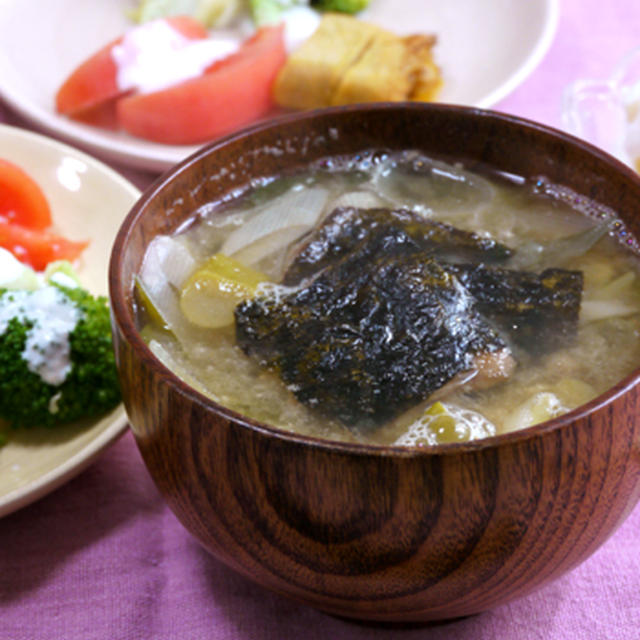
[
  {"left": 55, "top": 16, "right": 209, "bottom": 118},
  {"left": 69, "top": 99, "right": 120, "bottom": 130},
  {"left": 0, "top": 159, "right": 52, "bottom": 230},
  {"left": 116, "top": 25, "right": 286, "bottom": 145},
  {"left": 0, "top": 218, "right": 88, "bottom": 271}
]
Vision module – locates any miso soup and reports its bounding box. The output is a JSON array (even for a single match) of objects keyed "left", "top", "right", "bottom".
[{"left": 136, "top": 150, "right": 640, "bottom": 446}]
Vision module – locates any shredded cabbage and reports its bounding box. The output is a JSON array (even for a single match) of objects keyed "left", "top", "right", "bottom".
[{"left": 129, "top": 0, "right": 246, "bottom": 27}]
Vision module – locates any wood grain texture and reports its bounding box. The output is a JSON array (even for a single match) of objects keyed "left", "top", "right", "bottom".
[{"left": 109, "top": 104, "right": 640, "bottom": 621}]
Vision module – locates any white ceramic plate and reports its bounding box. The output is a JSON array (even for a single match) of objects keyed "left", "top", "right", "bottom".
[
  {"left": 0, "top": 0, "right": 558, "bottom": 172},
  {"left": 0, "top": 124, "right": 140, "bottom": 518}
]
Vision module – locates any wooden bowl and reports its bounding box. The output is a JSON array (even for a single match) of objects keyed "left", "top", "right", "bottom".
[{"left": 109, "top": 103, "right": 640, "bottom": 622}]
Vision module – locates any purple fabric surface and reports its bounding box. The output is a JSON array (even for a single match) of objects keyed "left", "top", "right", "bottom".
[{"left": 2, "top": 0, "right": 640, "bottom": 638}]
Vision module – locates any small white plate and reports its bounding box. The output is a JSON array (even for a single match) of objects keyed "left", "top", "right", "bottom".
[
  {"left": 0, "top": 0, "right": 558, "bottom": 172},
  {"left": 0, "top": 124, "right": 140, "bottom": 518}
]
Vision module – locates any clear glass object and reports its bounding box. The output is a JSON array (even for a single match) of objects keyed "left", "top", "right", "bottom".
[{"left": 562, "top": 47, "right": 640, "bottom": 171}]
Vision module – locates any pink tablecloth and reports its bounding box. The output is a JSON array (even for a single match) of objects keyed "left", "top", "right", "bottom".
[{"left": 2, "top": 1, "right": 640, "bottom": 638}]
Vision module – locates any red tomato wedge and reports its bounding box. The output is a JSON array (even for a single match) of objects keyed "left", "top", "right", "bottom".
[
  {"left": 55, "top": 16, "right": 209, "bottom": 118},
  {"left": 116, "top": 25, "right": 286, "bottom": 145},
  {"left": 0, "top": 218, "right": 88, "bottom": 271},
  {"left": 70, "top": 100, "right": 119, "bottom": 130},
  {"left": 0, "top": 159, "right": 52, "bottom": 230}
]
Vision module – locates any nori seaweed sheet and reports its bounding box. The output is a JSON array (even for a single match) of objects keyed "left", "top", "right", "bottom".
[
  {"left": 448, "top": 264, "right": 583, "bottom": 353},
  {"left": 283, "top": 207, "right": 512, "bottom": 286},
  {"left": 235, "top": 207, "right": 584, "bottom": 431},
  {"left": 236, "top": 243, "right": 507, "bottom": 430},
  {"left": 284, "top": 207, "right": 582, "bottom": 352}
]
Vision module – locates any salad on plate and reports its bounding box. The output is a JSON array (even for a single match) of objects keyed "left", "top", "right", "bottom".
[{"left": 54, "top": 0, "right": 441, "bottom": 144}]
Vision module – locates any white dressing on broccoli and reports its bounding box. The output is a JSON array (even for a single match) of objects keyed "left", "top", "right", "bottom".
[
  {"left": 0, "top": 287, "right": 82, "bottom": 386},
  {"left": 112, "top": 18, "right": 241, "bottom": 94}
]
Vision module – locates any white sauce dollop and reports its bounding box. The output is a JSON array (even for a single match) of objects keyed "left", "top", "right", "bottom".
[
  {"left": 280, "top": 6, "right": 321, "bottom": 52},
  {"left": 112, "top": 19, "right": 241, "bottom": 94},
  {"left": 111, "top": 10, "right": 321, "bottom": 95},
  {"left": 0, "top": 287, "right": 82, "bottom": 386}
]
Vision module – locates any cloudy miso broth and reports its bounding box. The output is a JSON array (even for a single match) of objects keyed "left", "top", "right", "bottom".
[{"left": 137, "top": 150, "right": 640, "bottom": 446}]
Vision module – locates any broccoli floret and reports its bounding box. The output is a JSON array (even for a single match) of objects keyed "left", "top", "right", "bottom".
[
  {"left": 0, "top": 285, "right": 121, "bottom": 428},
  {"left": 310, "top": 0, "right": 371, "bottom": 13}
]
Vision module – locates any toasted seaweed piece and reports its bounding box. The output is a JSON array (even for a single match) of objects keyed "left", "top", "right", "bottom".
[
  {"left": 284, "top": 206, "right": 582, "bottom": 353},
  {"left": 448, "top": 264, "right": 584, "bottom": 353},
  {"left": 236, "top": 244, "right": 508, "bottom": 431},
  {"left": 235, "top": 206, "right": 583, "bottom": 431},
  {"left": 283, "top": 206, "right": 513, "bottom": 285}
]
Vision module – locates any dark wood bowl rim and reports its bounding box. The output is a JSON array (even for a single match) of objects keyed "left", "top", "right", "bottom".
[{"left": 109, "top": 102, "right": 640, "bottom": 458}]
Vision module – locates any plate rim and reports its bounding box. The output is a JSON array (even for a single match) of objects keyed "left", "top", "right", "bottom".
[
  {"left": 0, "top": 123, "right": 139, "bottom": 518},
  {"left": 474, "top": 0, "right": 559, "bottom": 108},
  {"left": 0, "top": 408, "right": 129, "bottom": 518}
]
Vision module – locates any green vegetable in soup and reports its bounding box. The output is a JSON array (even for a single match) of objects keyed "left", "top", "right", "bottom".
[{"left": 180, "top": 254, "right": 269, "bottom": 328}]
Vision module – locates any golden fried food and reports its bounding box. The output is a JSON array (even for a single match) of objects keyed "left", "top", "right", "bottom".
[
  {"left": 272, "top": 13, "right": 380, "bottom": 110},
  {"left": 403, "top": 34, "right": 442, "bottom": 101},
  {"left": 273, "top": 13, "right": 442, "bottom": 110},
  {"left": 331, "top": 30, "right": 411, "bottom": 105}
]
